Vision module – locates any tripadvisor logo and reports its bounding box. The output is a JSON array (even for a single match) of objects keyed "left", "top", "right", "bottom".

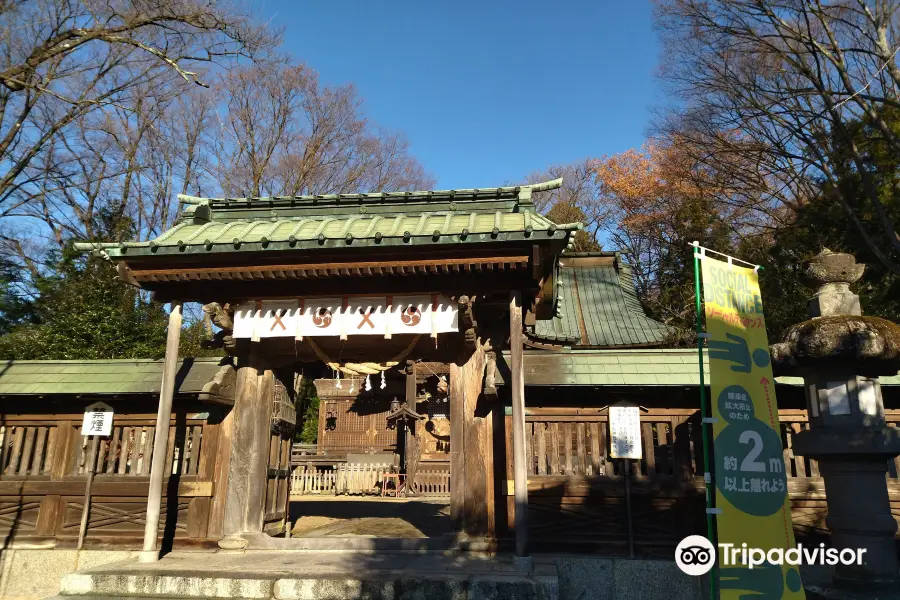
[
  {"left": 675, "top": 535, "right": 865, "bottom": 580},
  {"left": 676, "top": 536, "right": 717, "bottom": 576}
]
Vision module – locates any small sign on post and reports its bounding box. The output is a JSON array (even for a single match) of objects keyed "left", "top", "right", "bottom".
[
  {"left": 609, "top": 404, "right": 642, "bottom": 459},
  {"left": 609, "top": 401, "right": 642, "bottom": 559},
  {"left": 81, "top": 402, "right": 114, "bottom": 437},
  {"left": 78, "top": 402, "right": 113, "bottom": 550}
]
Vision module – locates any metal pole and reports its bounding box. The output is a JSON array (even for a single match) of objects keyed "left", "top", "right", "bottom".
[
  {"left": 693, "top": 245, "right": 718, "bottom": 600},
  {"left": 77, "top": 436, "right": 99, "bottom": 550},
  {"left": 139, "top": 302, "right": 182, "bottom": 563}
]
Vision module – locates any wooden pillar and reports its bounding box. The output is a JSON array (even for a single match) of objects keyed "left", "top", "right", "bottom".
[
  {"left": 449, "top": 365, "right": 465, "bottom": 531},
  {"left": 404, "top": 362, "right": 416, "bottom": 475},
  {"left": 218, "top": 347, "right": 274, "bottom": 549},
  {"left": 449, "top": 344, "right": 492, "bottom": 537},
  {"left": 509, "top": 291, "right": 529, "bottom": 557},
  {"left": 406, "top": 361, "right": 416, "bottom": 405},
  {"left": 139, "top": 302, "right": 182, "bottom": 563}
]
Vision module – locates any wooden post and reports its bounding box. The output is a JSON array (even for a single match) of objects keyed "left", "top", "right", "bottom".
[
  {"left": 406, "top": 361, "right": 416, "bottom": 406},
  {"left": 509, "top": 291, "right": 529, "bottom": 558},
  {"left": 449, "top": 346, "right": 491, "bottom": 537},
  {"left": 449, "top": 365, "right": 465, "bottom": 531},
  {"left": 77, "top": 436, "right": 99, "bottom": 550},
  {"left": 219, "top": 348, "right": 274, "bottom": 549},
  {"left": 404, "top": 362, "right": 416, "bottom": 486},
  {"left": 623, "top": 458, "right": 635, "bottom": 559},
  {"left": 139, "top": 302, "right": 182, "bottom": 563}
]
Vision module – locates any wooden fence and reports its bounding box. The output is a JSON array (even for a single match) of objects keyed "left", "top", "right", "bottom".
[
  {"left": 291, "top": 465, "right": 338, "bottom": 495},
  {"left": 0, "top": 404, "right": 230, "bottom": 549},
  {"left": 414, "top": 468, "right": 451, "bottom": 496},
  {"left": 291, "top": 463, "right": 391, "bottom": 496},
  {"left": 290, "top": 461, "right": 451, "bottom": 497},
  {"left": 504, "top": 407, "right": 900, "bottom": 556}
]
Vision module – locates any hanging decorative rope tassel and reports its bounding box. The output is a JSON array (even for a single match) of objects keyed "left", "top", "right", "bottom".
[
  {"left": 380, "top": 370, "right": 386, "bottom": 390},
  {"left": 365, "top": 374, "right": 372, "bottom": 392}
]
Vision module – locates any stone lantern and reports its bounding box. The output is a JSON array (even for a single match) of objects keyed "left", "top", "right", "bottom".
[{"left": 771, "top": 250, "right": 900, "bottom": 588}]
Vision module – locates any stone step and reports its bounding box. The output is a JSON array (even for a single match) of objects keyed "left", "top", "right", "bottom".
[
  {"left": 240, "top": 532, "right": 492, "bottom": 554},
  {"left": 54, "top": 551, "right": 558, "bottom": 600},
  {"left": 56, "top": 573, "right": 556, "bottom": 600},
  {"left": 58, "top": 571, "right": 276, "bottom": 599}
]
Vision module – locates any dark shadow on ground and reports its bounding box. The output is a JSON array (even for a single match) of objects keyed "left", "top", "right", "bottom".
[{"left": 289, "top": 498, "right": 451, "bottom": 538}]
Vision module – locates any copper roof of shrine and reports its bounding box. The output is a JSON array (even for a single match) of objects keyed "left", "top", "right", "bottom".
[
  {"left": 529, "top": 253, "right": 670, "bottom": 348},
  {"left": 0, "top": 357, "right": 235, "bottom": 401},
  {"left": 496, "top": 349, "right": 900, "bottom": 387},
  {"left": 74, "top": 179, "right": 581, "bottom": 259}
]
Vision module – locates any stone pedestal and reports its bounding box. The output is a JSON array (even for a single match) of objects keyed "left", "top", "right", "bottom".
[{"left": 818, "top": 459, "right": 898, "bottom": 582}]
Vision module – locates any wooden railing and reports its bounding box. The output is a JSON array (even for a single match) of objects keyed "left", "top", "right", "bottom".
[
  {"left": 0, "top": 408, "right": 226, "bottom": 549},
  {"left": 291, "top": 465, "right": 337, "bottom": 495},
  {"left": 506, "top": 407, "right": 900, "bottom": 555},
  {"left": 415, "top": 468, "right": 451, "bottom": 496},
  {"left": 0, "top": 425, "right": 56, "bottom": 476},
  {"left": 521, "top": 409, "right": 696, "bottom": 480},
  {"left": 71, "top": 423, "right": 205, "bottom": 477},
  {"left": 290, "top": 463, "right": 392, "bottom": 496},
  {"left": 289, "top": 462, "right": 454, "bottom": 497}
]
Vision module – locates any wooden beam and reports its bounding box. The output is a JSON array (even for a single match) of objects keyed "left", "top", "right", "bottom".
[
  {"left": 131, "top": 256, "right": 528, "bottom": 279},
  {"left": 139, "top": 302, "right": 182, "bottom": 563},
  {"left": 150, "top": 271, "right": 536, "bottom": 302},
  {"left": 509, "top": 291, "right": 529, "bottom": 557}
]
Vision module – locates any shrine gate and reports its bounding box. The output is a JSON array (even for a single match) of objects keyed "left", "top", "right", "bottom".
[{"left": 76, "top": 179, "right": 579, "bottom": 561}]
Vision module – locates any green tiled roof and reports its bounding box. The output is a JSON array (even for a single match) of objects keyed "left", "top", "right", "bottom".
[
  {"left": 80, "top": 210, "right": 577, "bottom": 258},
  {"left": 0, "top": 357, "right": 231, "bottom": 396},
  {"left": 497, "top": 349, "right": 900, "bottom": 387},
  {"left": 531, "top": 253, "right": 670, "bottom": 348},
  {"left": 74, "top": 180, "right": 582, "bottom": 258}
]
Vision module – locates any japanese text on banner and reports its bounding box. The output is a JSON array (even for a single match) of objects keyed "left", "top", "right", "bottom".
[{"left": 701, "top": 256, "right": 804, "bottom": 599}]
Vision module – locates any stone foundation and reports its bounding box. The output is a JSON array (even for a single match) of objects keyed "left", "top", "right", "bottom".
[
  {"left": 0, "top": 549, "right": 138, "bottom": 600},
  {"left": 0, "top": 548, "right": 711, "bottom": 600}
]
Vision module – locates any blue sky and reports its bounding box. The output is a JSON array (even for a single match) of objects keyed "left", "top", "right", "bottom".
[{"left": 263, "top": 1, "right": 661, "bottom": 189}]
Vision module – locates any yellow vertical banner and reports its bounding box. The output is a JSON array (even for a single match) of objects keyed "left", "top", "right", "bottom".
[{"left": 701, "top": 256, "right": 805, "bottom": 599}]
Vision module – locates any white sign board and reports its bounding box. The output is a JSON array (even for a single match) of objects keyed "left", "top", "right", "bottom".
[
  {"left": 609, "top": 405, "right": 642, "bottom": 459},
  {"left": 81, "top": 402, "right": 114, "bottom": 437},
  {"left": 232, "top": 294, "right": 459, "bottom": 340}
]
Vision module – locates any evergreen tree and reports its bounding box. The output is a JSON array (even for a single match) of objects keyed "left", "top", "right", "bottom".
[
  {"left": 0, "top": 251, "right": 219, "bottom": 360},
  {"left": 296, "top": 377, "right": 320, "bottom": 444},
  {"left": 0, "top": 252, "right": 170, "bottom": 360}
]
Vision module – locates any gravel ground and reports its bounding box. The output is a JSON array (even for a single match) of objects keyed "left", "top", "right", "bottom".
[{"left": 288, "top": 498, "right": 450, "bottom": 538}]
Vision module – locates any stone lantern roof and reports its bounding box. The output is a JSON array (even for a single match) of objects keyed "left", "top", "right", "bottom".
[{"left": 771, "top": 250, "right": 900, "bottom": 376}]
